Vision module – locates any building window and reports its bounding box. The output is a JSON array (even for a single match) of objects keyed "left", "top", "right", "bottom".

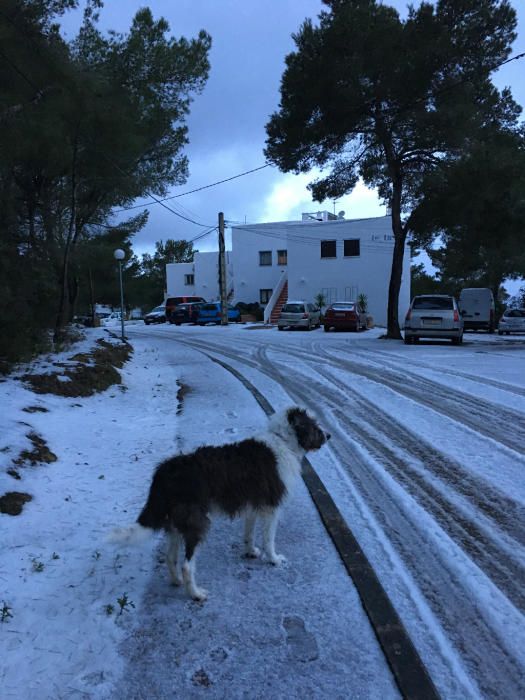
[
  {"left": 259, "top": 251, "right": 272, "bottom": 266},
  {"left": 321, "top": 240, "right": 336, "bottom": 258},
  {"left": 321, "top": 287, "right": 338, "bottom": 305},
  {"left": 277, "top": 249, "right": 287, "bottom": 265},
  {"left": 344, "top": 239, "right": 360, "bottom": 257},
  {"left": 184, "top": 274, "right": 194, "bottom": 285},
  {"left": 345, "top": 286, "right": 359, "bottom": 301},
  {"left": 260, "top": 289, "right": 273, "bottom": 304}
]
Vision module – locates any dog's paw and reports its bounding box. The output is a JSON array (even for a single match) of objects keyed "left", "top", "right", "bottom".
[
  {"left": 243, "top": 546, "right": 261, "bottom": 559},
  {"left": 170, "top": 575, "right": 183, "bottom": 587},
  {"left": 191, "top": 587, "right": 208, "bottom": 602},
  {"left": 269, "top": 554, "right": 287, "bottom": 566}
]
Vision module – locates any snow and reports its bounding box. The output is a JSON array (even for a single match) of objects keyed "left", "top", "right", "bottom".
[{"left": 1, "top": 323, "right": 524, "bottom": 699}]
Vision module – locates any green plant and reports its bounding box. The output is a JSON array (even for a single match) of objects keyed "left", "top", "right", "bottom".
[
  {"left": 31, "top": 558, "right": 44, "bottom": 573},
  {"left": 104, "top": 604, "right": 115, "bottom": 616},
  {"left": 357, "top": 293, "right": 368, "bottom": 314},
  {"left": 1, "top": 602, "right": 13, "bottom": 623},
  {"left": 116, "top": 593, "right": 135, "bottom": 616},
  {"left": 314, "top": 292, "right": 327, "bottom": 310}
]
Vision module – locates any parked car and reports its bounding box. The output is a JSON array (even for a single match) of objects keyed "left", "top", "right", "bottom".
[
  {"left": 100, "top": 311, "right": 123, "bottom": 327},
  {"left": 166, "top": 296, "right": 206, "bottom": 323},
  {"left": 197, "top": 302, "right": 241, "bottom": 325},
  {"left": 143, "top": 304, "right": 166, "bottom": 325},
  {"left": 277, "top": 301, "right": 321, "bottom": 331},
  {"left": 458, "top": 288, "right": 495, "bottom": 332},
  {"left": 171, "top": 302, "right": 205, "bottom": 325},
  {"left": 498, "top": 308, "right": 525, "bottom": 335},
  {"left": 404, "top": 294, "right": 463, "bottom": 344},
  {"left": 323, "top": 301, "right": 367, "bottom": 332}
]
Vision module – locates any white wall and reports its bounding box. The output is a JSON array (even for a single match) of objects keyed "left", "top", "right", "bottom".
[
  {"left": 165, "top": 261, "right": 194, "bottom": 298},
  {"left": 231, "top": 223, "right": 290, "bottom": 305},
  {"left": 286, "top": 216, "right": 410, "bottom": 326},
  {"left": 166, "top": 251, "right": 233, "bottom": 302},
  {"left": 231, "top": 216, "right": 410, "bottom": 326}
]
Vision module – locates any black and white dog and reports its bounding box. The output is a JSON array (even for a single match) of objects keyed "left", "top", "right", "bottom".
[{"left": 111, "top": 407, "right": 329, "bottom": 601}]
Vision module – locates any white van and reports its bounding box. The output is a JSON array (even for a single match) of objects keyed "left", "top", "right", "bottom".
[{"left": 458, "top": 288, "right": 495, "bottom": 332}]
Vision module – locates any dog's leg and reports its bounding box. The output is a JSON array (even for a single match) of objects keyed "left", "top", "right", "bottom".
[
  {"left": 182, "top": 551, "right": 208, "bottom": 602},
  {"left": 180, "top": 512, "right": 210, "bottom": 601},
  {"left": 166, "top": 530, "right": 183, "bottom": 586},
  {"left": 261, "top": 508, "right": 286, "bottom": 565},
  {"left": 243, "top": 508, "right": 260, "bottom": 558}
]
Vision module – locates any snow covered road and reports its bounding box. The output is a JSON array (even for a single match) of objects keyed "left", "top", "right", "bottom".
[{"left": 126, "top": 323, "right": 525, "bottom": 699}]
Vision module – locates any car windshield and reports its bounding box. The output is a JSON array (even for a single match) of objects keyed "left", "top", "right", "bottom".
[
  {"left": 505, "top": 309, "right": 525, "bottom": 318},
  {"left": 282, "top": 304, "right": 305, "bottom": 313},
  {"left": 332, "top": 303, "right": 355, "bottom": 310},
  {"left": 413, "top": 296, "right": 453, "bottom": 310},
  {"left": 152, "top": 306, "right": 164, "bottom": 312}
]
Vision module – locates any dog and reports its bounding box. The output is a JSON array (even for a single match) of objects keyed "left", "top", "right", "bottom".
[{"left": 111, "top": 406, "right": 329, "bottom": 601}]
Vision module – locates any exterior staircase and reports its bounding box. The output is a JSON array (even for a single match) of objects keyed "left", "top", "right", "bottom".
[{"left": 269, "top": 281, "right": 288, "bottom": 324}]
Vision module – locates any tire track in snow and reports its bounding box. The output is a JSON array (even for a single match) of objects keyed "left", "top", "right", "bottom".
[
  {"left": 254, "top": 346, "right": 525, "bottom": 607},
  {"left": 295, "top": 342, "right": 525, "bottom": 456},
  {"left": 348, "top": 346, "right": 525, "bottom": 399},
  {"left": 251, "top": 346, "right": 525, "bottom": 700},
  {"left": 136, "top": 330, "right": 525, "bottom": 698}
]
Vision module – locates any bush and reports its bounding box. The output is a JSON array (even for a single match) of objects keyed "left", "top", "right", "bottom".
[{"left": 235, "top": 302, "right": 264, "bottom": 321}]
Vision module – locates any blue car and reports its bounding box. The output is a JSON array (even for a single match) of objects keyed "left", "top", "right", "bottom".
[{"left": 197, "top": 302, "right": 241, "bottom": 325}]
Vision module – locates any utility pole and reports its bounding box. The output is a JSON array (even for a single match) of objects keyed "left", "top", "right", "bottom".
[{"left": 218, "top": 212, "right": 228, "bottom": 325}]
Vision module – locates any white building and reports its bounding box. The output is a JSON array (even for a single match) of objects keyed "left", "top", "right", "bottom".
[
  {"left": 166, "top": 251, "right": 233, "bottom": 302},
  {"left": 166, "top": 213, "right": 411, "bottom": 326}
]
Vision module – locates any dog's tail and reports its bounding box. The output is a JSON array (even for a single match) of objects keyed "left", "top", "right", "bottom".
[
  {"left": 136, "top": 469, "right": 170, "bottom": 530},
  {"left": 108, "top": 465, "right": 171, "bottom": 544},
  {"left": 107, "top": 523, "right": 154, "bottom": 545}
]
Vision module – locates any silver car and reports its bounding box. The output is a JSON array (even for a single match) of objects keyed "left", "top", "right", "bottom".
[
  {"left": 498, "top": 308, "right": 525, "bottom": 335},
  {"left": 404, "top": 294, "right": 463, "bottom": 345},
  {"left": 277, "top": 301, "right": 321, "bottom": 331}
]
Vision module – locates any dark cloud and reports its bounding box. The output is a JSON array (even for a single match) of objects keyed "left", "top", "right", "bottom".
[{"left": 62, "top": 1, "right": 525, "bottom": 253}]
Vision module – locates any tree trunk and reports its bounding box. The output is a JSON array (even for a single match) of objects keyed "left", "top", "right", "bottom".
[
  {"left": 54, "top": 138, "right": 78, "bottom": 344},
  {"left": 386, "top": 175, "right": 406, "bottom": 339}
]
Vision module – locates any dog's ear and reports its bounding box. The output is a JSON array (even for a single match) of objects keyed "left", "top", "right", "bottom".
[{"left": 286, "top": 407, "right": 325, "bottom": 450}]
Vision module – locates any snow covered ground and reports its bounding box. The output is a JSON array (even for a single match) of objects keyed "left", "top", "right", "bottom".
[{"left": 1, "top": 323, "right": 524, "bottom": 699}]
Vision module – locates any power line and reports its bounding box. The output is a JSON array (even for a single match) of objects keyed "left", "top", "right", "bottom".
[
  {"left": 100, "top": 153, "right": 214, "bottom": 228},
  {"left": 112, "top": 163, "right": 272, "bottom": 214}
]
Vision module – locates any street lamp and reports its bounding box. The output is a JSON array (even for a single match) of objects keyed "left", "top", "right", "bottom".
[{"left": 113, "top": 249, "right": 126, "bottom": 341}]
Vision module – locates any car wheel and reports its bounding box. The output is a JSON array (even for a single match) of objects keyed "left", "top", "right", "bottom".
[
  {"left": 278, "top": 326, "right": 283, "bottom": 331},
  {"left": 324, "top": 326, "right": 330, "bottom": 332},
  {"left": 144, "top": 321, "right": 150, "bottom": 325},
  {"left": 498, "top": 330, "right": 503, "bottom": 335},
  {"left": 403, "top": 336, "right": 411, "bottom": 344}
]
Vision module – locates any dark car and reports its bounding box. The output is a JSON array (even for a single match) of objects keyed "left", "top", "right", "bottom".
[
  {"left": 171, "top": 302, "right": 205, "bottom": 325},
  {"left": 144, "top": 304, "right": 166, "bottom": 325},
  {"left": 166, "top": 296, "right": 206, "bottom": 323},
  {"left": 323, "top": 301, "right": 367, "bottom": 332},
  {"left": 197, "top": 302, "right": 241, "bottom": 325}
]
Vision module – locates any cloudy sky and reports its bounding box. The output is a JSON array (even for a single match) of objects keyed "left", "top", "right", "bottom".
[{"left": 61, "top": 1, "right": 525, "bottom": 255}]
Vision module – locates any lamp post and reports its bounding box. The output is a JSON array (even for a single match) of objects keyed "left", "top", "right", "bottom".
[{"left": 113, "top": 249, "right": 126, "bottom": 341}]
